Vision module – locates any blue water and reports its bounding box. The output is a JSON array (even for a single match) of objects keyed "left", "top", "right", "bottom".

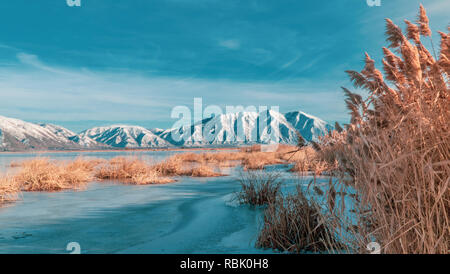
[{"left": 0, "top": 150, "right": 332, "bottom": 254}]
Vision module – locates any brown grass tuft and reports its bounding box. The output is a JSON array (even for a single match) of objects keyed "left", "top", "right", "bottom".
[
  {"left": 152, "top": 155, "right": 192, "bottom": 176},
  {"left": 95, "top": 157, "right": 175, "bottom": 185},
  {"left": 256, "top": 185, "right": 342, "bottom": 253},
  {"left": 0, "top": 175, "right": 20, "bottom": 204},
  {"left": 163, "top": 146, "right": 321, "bottom": 173},
  {"left": 190, "top": 164, "right": 223, "bottom": 177},
  {"left": 129, "top": 171, "right": 175, "bottom": 185},
  {"left": 11, "top": 158, "right": 93, "bottom": 192},
  {"left": 235, "top": 171, "right": 282, "bottom": 206}
]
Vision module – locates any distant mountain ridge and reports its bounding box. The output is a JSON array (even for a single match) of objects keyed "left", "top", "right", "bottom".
[
  {"left": 0, "top": 116, "right": 103, "bottom": 151},
  {"left": 159, "top": 110, "right": 303, "bottom": 146},
  {"left": 0, "top": 110, "right": 333, "bottom": 151},
  {"left": 39, "top": 123, "right": 102, "bottom": 148},
  {"left": 284, "top": 111, "right": 334, "bottom": 142},
  {"left": 79, "top": 125, "right": 171, "bottom": 148}
]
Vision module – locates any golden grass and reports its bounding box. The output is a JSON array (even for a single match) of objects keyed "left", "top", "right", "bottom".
[
  {"left": 0, "top": 144, "right": 326, "bottom": 206},
  {"left": 0, "top": 175, "right": 20, "bottom": 204},
  {"left": 129, "top": 171, "right": 175, "bottom": 185},
  {"left": 168, "top": 145, "right": 321, "bottom": 172},
  {"left": 235, "top": 171, "right": 282, "bottom": 206},
  {"left": 256, "top": 185, "right": 342, "bottom": 253},
  {"left": 190, "top": 165, "right": 223, "bottom": 177},
  {"left": 0, "top": 157, "right": 99, "bottom": 205},
  {"left": 95, "top": 157, "right": 149, "bottom": 181},
  {"left": 152, "top": 155, "right": 192, "bottom": 176},
  {"left": 242, "top": 152, "right": 284, "bottom": 170},
  {"left": 95, "top": 157, "right": 175, "bottom": 185},
  {"left": 14, "top": 158, "right": 93, "bottom": 192},
  {"left": 174, "top": 151, "right": 245, "bottom": 167},
  {"left": 94, "top": 156, "right": 224, "bottom": 183},
  {"left": 153, "top": 155, "right": 225, "bottom": 177},
  {"left": 313, "top": 5, "right": 449, "bottom": 254},
  {"left": 282, "top": 146, "right": 332, "bottom": 175}
]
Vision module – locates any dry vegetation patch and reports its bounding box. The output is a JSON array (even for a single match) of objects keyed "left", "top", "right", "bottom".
[
  {"left": 235, "top": 171, "right": 283, "bottom": 206},
  {"left": 257, "top": 186, "right": 342, "bottom": 253},
  {"left": 190, "top": 165, "right": 223, "bottom": 177},
  {"left": 166, "top": 144, "right": 329, "bottom": 174},
  {"left": 151, "top": 155, "right": 192, "bottom": 176},
  {"left": 94, "top": 157, "right": 175, "bottom": 185},
  {"left": 0, "top": 175, "right": 20, "bottom": 204},
  {"left": 15, "top": 158, "right": 93, "bottom": 192},
  {"left": 0, "top": 144, "right": 329, "bottom": 206},
  {"left": 313, "top": 5, "right": 449, "bottom": 253}
]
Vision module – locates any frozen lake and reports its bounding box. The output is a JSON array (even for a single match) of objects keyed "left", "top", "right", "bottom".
[{"left": 0, "top": 150, "right": 323, "bottom": 254}]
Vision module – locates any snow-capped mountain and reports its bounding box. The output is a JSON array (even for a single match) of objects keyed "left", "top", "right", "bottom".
[
  {"left": 0, "top": 116, "right": 103, "bottom": 151},
  {"left": 159, "top": 109, "right": 331, "bottom": 147},
  {"left": 79, "top": 125, "right": 172, "bottom": 148},
  {"left": 149, "top": 128, "right": 166, "bottom": 136},
  {"left": 0, "top": 109, "right": 332, "bottom": 151},
  {"left": 284, "top": 111, "right": 334, "bottom": 142},
  {"left": 39, "top": 123, "right": 102, "bottom": 148}
]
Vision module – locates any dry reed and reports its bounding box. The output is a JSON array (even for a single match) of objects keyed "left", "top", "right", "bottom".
[
  {"left": 0, "top": 175, "right": 20, "bottom": 204},
  {"left": 235, "top": 171, "right": 283, "bottom": 206},
  {"left": 190, "top": 165, "right": 223, "bottom": 177},
  {"left": 95, "top": 157, "right": 175, "bottom": 185},
  {"left": 14, "top": 158, "right": 93, "bottom": 192},
  {"left": 151, "top": 155, "right": 193, "bottom": 176},
  {"left": 256, "top": 185, "right": 342, "bottom": 253},
  {"left": 315, "top": 5, "right": 449, "bottom": 254}
]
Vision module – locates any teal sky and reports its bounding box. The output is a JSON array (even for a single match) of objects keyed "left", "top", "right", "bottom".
[{"left": 0, "top": 0, "right": 448, "bottom": 132}]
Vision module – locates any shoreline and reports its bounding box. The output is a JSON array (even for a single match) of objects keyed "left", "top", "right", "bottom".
[{"left": 0, "top": 146, "right": 242, "bottom": 155}]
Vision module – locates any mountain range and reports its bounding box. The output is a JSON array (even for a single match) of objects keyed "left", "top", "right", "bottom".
[{"left": 0, "top": 110, "right": 333, "bottom": 151}]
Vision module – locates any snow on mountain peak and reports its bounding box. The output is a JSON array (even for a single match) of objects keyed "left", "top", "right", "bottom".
[
  {"left": 80, "top": 125, "right": 172, "bottom": 148},
  {"left": 284, "top": 111, "right": 333, "bottom": 141},
  {"left": 0, "top": 116, "right": 103, "bottom": 151},
  {"left": 159, "top": 109, "right": 331, "bottom": 146},
  {"left": 0, "top": 109, "right": 333, "bottom": 151}
]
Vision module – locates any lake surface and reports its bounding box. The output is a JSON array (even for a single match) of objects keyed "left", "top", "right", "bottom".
[{"left": 0, "top": 150, "right": 324, "bottom": 254}]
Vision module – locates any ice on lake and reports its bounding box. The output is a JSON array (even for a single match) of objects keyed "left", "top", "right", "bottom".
[{"left": 0, "top": 150, "right": 330, "bottom": 254}]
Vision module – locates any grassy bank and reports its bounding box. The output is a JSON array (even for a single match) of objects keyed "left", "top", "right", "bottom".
[{"left": 0, "top": 144, "right": 328, "bottom": 207}]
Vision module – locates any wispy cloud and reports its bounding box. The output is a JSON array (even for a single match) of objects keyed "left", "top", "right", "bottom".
[
  {"left": 425, "top": 1, "right": 450, "bottom": 15},
  {"left": 218, "top": 39, "right": 241, "bottom": 50},
  {"left": 0, "top": 43, "right": 18, "bottom": 51},
  {"left": 16, "top": 52, "right": 74, "bottom": 75},
  {"left": 0, "top": 53, "right": 347, "bottom": 126},
  {"left": 280, "top": 54, "right": 302, "bottom": 69},
  {"left": 3, "top": 0, "right": 445, "bottom": 129},
  {"left": 17, "top": 53, "right": 43, "bottom": 67}
]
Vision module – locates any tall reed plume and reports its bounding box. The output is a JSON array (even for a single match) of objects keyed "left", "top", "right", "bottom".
[{"left": 317, "top": 5, "right": 449, "bottom": 254}]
